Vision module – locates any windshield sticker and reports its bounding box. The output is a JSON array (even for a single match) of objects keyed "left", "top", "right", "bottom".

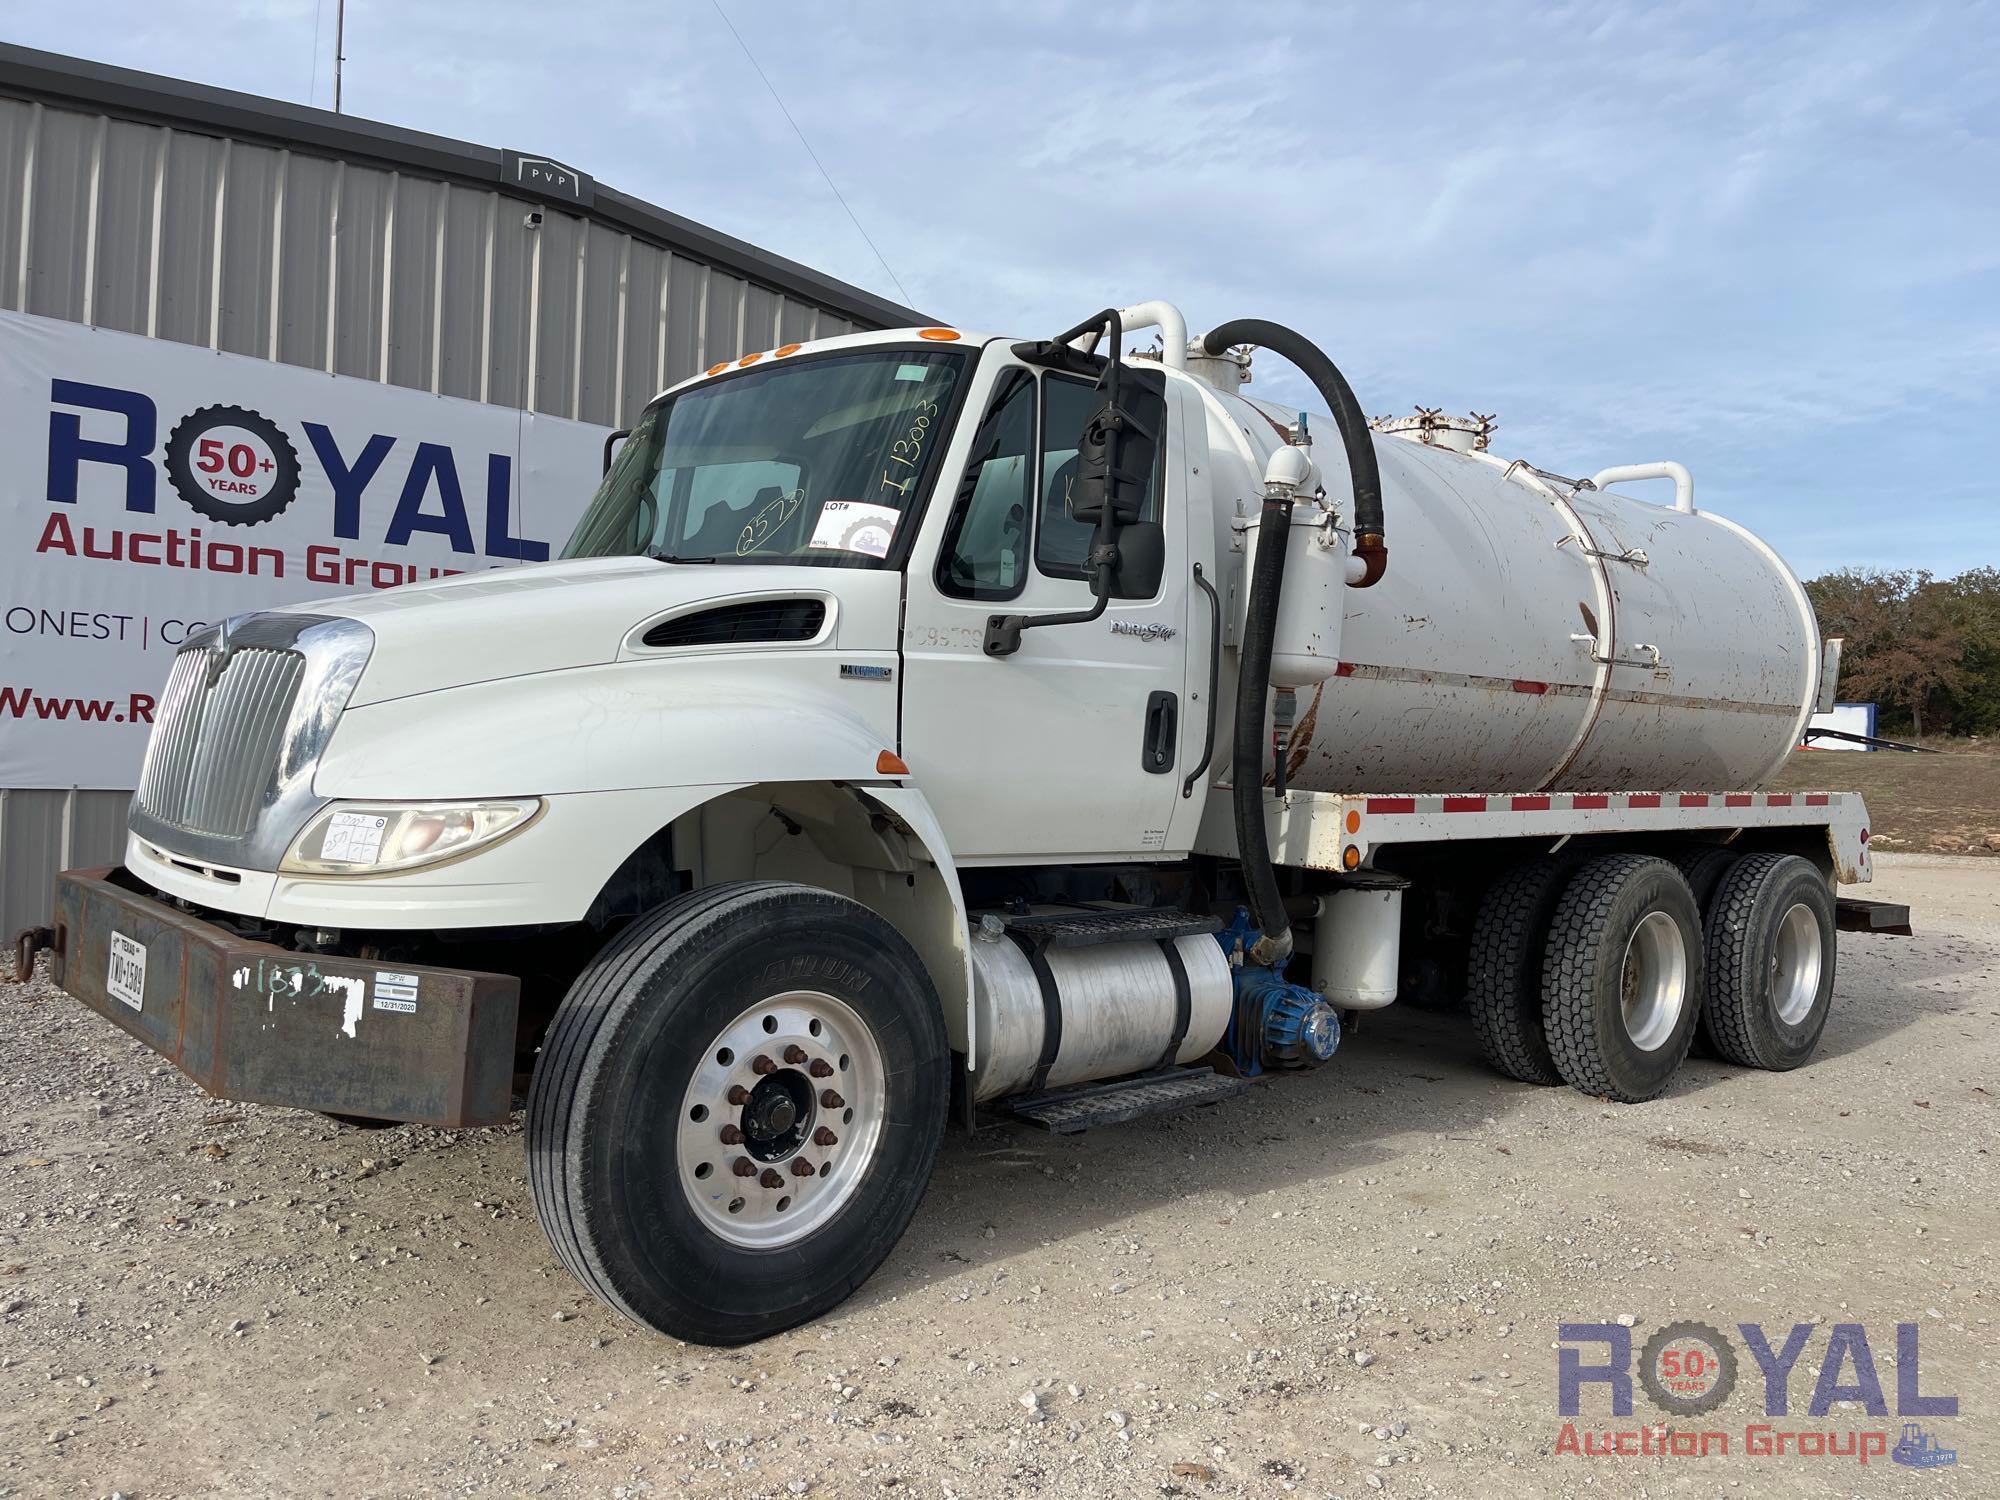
[
  {"left": 809, "top": 500, "right": 902, "bottom": 559},
  {"left": 734, "top": 488, "right": 804, "bottom": 555},
  {"left": 894, "top": 363, "right": 930, "bottom": 382}
]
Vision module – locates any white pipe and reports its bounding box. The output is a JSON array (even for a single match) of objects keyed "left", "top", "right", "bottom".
[
  {"left": 1589, "top": 461, "right": 1695, "bottom": 514},
  {"left": 1117, "top": 300, "right": 1189, "bottom": 371}
]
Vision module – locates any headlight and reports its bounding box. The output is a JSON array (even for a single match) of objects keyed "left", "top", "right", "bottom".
[{"left": 280, "top": 799, "right": 543, "bottom": 875}]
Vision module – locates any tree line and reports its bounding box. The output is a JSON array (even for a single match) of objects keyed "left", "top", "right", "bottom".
[{"left": 1805, "top": 568, "right": 2000, "bottom": 738}]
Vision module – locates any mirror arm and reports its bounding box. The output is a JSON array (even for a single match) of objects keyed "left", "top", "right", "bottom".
[{"left": 984, "top": 517, "right": 1117, "bottom": 657}]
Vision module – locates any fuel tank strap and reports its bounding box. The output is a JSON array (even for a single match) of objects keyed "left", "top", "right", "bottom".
[
  {"left": 1003, "top": 929, "right": 1065, "bottom": 1095},
  {"left": 1154, "top": 938, "right": 1194, "bottom": 1072}
]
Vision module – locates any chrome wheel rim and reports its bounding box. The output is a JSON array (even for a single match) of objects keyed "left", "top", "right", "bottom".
[
  {"left": 675, "top": 989, "right": 885, "bottom": 1250},
  {"left": 1771, "top": 902, "right": 1823, "bottom": 1025},
  {"left": 1620, "top": 909, "right": 1688, "bottom": 1051}
]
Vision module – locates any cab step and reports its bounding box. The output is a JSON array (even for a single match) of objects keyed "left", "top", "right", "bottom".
[
  {"left": 992, "top": 904, "right": 1220, "bottom": 950},
  {"left": 1003, "top": 1065, "right": 1248, "bottom": 1134}
]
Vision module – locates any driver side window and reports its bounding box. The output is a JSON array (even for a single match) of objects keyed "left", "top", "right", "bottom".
[{"left": 937, "top": 372, "right": 1035, "bottom": 600}]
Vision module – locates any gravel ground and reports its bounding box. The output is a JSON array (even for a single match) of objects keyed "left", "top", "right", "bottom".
[{"left": 1, "top": 853, "right": 1992, "bottom": 1499}]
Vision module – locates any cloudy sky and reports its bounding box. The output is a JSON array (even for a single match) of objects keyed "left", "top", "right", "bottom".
[{"left": 7, "top": 1, "right": 1996, "bottom": 577}]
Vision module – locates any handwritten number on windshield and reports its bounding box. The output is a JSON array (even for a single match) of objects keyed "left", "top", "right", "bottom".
[
  {"left": 878, "top": 399, "right": 940, "bottom": 501},
  {"left": 735, "top": 488, "right": 804, "bottom": 555}
]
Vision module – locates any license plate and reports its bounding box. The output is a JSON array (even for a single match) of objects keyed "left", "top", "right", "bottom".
[{"left": 106, "top": 932, "right": 147, "bottom": 1012}]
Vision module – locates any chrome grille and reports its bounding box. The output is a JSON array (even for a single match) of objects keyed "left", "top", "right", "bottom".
[{"left": 136, "top": 646, "right": 306, "bottom": 837}]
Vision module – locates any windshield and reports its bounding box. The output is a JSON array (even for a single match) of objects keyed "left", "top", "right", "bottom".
[{"left": 563, "top": 347, "right": 968, "bottom": 566}]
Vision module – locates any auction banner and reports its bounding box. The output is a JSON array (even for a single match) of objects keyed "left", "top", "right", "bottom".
[{"left": 1, "top": 310, "right": 610, "bottom": 789}]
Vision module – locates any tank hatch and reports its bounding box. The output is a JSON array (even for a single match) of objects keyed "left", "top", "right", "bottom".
[{"left": 1371, "top": 407, "right": 1496, "bottom": 453}]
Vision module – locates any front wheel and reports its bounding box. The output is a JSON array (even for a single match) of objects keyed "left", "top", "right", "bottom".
[{"left": 526, "top": 881, "right": 949, "bottom": 1345}]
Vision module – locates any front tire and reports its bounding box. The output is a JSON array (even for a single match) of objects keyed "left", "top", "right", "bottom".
[
  {"left": 1542, "top": 854, "right": 1703, "bottom": 1102},
  {"left": 526, "top": 881, "right": 949, "bottom": 1345}
]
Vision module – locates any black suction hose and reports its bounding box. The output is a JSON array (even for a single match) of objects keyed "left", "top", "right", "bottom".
[
  {"left": 1199, "top": 319, "right": 1386, "bottom": 966},
  {"left": 1201, "top": 319, "right": 1385, "bottom": 578}
]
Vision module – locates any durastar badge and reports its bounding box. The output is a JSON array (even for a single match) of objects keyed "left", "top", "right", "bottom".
[{"left": 1110, "top": 620, "right": 1177, "bottom": 642}]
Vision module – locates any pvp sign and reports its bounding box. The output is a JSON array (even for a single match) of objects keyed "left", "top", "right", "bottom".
[{"left": 0, "top": 310, "right": 610, "bottom": 790}]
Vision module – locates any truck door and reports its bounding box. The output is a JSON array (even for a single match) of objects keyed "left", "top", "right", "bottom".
[{"left": 900, "top": 361, "right": 1193, "bottom": 862}]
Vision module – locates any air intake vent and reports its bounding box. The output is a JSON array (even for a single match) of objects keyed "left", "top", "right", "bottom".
[{"left": 643, "top": 598, "right": 826, "bottom": 649}]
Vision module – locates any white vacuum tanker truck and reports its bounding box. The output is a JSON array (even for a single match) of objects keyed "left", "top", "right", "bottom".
[{"left": 15, "top": 301, "right": 1907, "bottom": 1345}]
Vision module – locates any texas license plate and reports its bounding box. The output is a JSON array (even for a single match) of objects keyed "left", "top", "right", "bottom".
[{"left": 106, "top": 932, "right": 147, "bottom": 1012}]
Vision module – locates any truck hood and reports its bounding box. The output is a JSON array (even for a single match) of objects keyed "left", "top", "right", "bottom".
[{"left": 275, "top": 556, "right": 895, "bottom": 707}]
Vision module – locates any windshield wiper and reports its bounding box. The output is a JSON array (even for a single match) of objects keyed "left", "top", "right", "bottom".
[{"left": 651, "top": 553, "right": 718, "bottom": 564}]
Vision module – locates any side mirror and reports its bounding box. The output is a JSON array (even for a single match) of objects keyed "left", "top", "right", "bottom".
[
  {"left": 1067, "top": 396, "right": 1149, "bottom": 528},
  {"left": 1113, "top": 521, "right": 1165, "bottom": 598}
]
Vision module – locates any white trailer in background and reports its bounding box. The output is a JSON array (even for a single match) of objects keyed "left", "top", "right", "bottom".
[
  {"left": 1804, "top": 702, "right": 1880, "bottom": 749},
  {"left": 18, "top": 300, "right": 1906, "bottom": 1345}
]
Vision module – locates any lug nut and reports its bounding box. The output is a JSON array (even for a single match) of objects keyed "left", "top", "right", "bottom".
[
  {"left": 812, "top": 1127, "right": 839, "bottom": 1147},
  {"left": 783, "top": 1044, "right": 809, "bottom": 1064},
  {"left": 751, "top": 1054, "right": 778, "bottom": 1076},
  {"left": 731, "top": 1157, "right": 757, "bottom": 1178},
  {"left": 808, "top": 1059, "right": 834, "bottom": 1079},
  {"left": 718, "top": 1124, "right": 745, "bottom": 1145},
  {"left": 789, "top": 1157, "right": 816, "bottom": 1178},
  {"left": 726, "top": 1085, "right": 750, "bottom": 1105},
  {"left": 759, "top": 1168, "right": 785, "bottom": 1189},
  {"left": 819, "top": 1090, "right": 845, "bottom": 1110}
]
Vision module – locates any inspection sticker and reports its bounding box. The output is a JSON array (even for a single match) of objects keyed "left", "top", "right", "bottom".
[
  {"left": 372, "top": 970, "right": 420, "bottom": 1014},
  {"left": 322, "top": 811, "right": 388, "bottom": 864}
]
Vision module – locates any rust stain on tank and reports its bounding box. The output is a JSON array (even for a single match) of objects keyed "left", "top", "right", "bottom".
[
  {"left": 1578, "top": 601, "right": 1599, "bottom": 637},
  {"left": 1286, "top": 682, "right": 1325, "bottom": 780}
]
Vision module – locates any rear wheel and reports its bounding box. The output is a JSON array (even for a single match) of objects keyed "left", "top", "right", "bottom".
[
  {"left": 1466, "top": 857, "right": 1575, "bottom": 1085},
  {"left": 1702, "top": 854, "right": 1836, "bottom": 1070},
  {"left": 1542, "top": 854, "right": 1703, "bottom": 1101},
  {"left": 1669, "top": 845, "right": 1739, "bottom": 913},
  {"left": 526, "top": 881, "right": 949, "bottom": 1345}
]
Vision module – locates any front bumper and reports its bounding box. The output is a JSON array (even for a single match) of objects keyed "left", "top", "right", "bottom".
[{"left": 44, "top": 868, "right": 520, "bottom": 1126}]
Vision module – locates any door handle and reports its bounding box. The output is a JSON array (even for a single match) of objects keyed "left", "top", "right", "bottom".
[{"left": 1142, "top": 690, "right": 1178, "bottom": 774}]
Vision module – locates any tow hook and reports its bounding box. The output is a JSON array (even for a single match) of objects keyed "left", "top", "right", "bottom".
[{"left": 10, "top": 926, "right": 57, "bottom": 984}]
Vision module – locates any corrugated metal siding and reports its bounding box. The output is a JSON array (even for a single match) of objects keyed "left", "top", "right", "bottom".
[
  {"left": 0, "top": 83, "right": 905, "bottom": 940},
  {"left": 0, "top": 94, "right": 872, "bottom": 420}
]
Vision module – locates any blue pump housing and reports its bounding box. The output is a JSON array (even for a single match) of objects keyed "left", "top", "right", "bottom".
[{"left": 1214, "top": 907, "right": 1341, "bottom": 1076}]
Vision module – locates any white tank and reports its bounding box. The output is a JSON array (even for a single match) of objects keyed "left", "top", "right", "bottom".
[{"left": 1193, "top": 386, "right": 1822, "bottom": 794}]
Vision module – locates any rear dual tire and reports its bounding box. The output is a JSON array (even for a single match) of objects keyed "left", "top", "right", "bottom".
[
  {"left": 1701, "top": 854, "right": 1835, "bottom": 1070},
  {"left": 526, "top": 881, "right": 949, "bottom": 1345},
  {"left": 1541, "top": 854, "right": 1704, "bottom": 1102},
  {"left": 1466, "top": 857, "right": 1576, "bottom": 1086}
]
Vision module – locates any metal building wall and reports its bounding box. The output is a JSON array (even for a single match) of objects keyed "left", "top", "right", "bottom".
[
  {"left": 0, "top": 95, "right": 868, "bottom": 419},
  {"left": 0, "top": 46, "right": 918, "bottom": 941}
]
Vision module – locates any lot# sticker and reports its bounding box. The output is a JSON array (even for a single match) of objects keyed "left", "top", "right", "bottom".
[{"left": 809, "top": 500, "right": 900, "bottom": 559}]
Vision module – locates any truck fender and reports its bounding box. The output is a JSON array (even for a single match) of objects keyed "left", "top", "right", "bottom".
[
  {"left": 663, "top": 779, "right": 976, "bottom": 1072},
  {"left": 859, "top": 783, "right": 976, "bottom": 1070}
]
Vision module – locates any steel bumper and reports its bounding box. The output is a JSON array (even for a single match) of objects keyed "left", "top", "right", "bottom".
[{"left": 43, "top": 868, "right": 520, "bottom": 1126}]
